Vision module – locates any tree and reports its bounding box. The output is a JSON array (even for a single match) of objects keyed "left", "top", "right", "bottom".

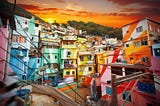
[{"left": 66, "top": 20, "right": 122, "bottom": 40}]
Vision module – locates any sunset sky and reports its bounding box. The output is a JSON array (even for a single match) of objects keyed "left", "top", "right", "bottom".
[{"left": 8, "top": 0, "right": 160, "bottom": 28}]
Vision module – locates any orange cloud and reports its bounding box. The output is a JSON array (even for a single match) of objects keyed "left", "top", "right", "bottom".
[{"left": 17, "top": 3, "right": 160, "bottom": 28}]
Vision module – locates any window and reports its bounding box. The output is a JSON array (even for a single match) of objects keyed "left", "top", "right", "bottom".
[
  {"left": 66, "top": 71, "right": 70, "bottom": 75},
  {"left": 136, "top": 26, "right": 143, "bottom": 32},
  {"left": 142, "top": 57, "right": 149, "bottom": 63},
  {"left": 88, "top": 67, "right": 92, "bottom": 71},
  {"left": 126, "top": 44, "right": 129, "bottom": 47},
  {"left": 12, "top": 35, "right": 18, "bottom": 42},
  {"left": 80, "top": 67, "right": 84, "bottom": 71},
  {"left": 12, "top": 35, "right": 26, "bottom": 43},
  {"left": 37, "top": 59, "right": 40, "bottom": 63},
  {"left": 54, "top": 55, "right": 57, "bottom": 59},
  {"left": 35, "top": 24, "right": 39, "bottom": 27},
  {"left": 106, "top": 86, "right": 112, "bottom": 95},
  {"left": 154, "top": 48, "right": 160, "bottom": 56},
  {"left": 80, "top": 56, "right": 84, "bottom": 61},
  {"left": 18, "top": 36, "right": 25, "bottom": 43},
  {"left": 48, "top": 55, "right": 50, "bottom": 59},
  {"left": 123, "top": 92, "right": 131, "bottom": 102},
  {"left": 141, "top": 39, "right": 148, "bottom": 46},
  {"left": 67, "top": 51, "right": 71, "bottom": 57},
  {"left": 55, "top": 55, "right": 57, "bottom": 59},
  {"left": 88, "top": 55, "right": 92, "bottom": 61},
  {"left": 116, "top": 58, "right": 121, "bottom": 63},
  {"left": 31, "top": 37, "right": 34, "bottom": 41},
  {"left": 81, "top": 77, "right": 86, "bottom": 81},
  {"left": 0, "top": 17, "right": 7, "bottom": 28},
  {"left": 24, "top": 21, "right": 28, "bottom": 25},
  {"left": 149, "top": 25, "right": 153, "bottom": 32},
  {"left": 134, "top": 41, "right": 140, "bottom": 47},
  {"left": 72, "top": 71, "right": 75, "bottom": 74}
]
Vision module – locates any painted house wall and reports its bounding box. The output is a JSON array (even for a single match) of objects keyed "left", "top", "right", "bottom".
[
  {"left": 122, "top": 18, "right": 151, "bottom": 65},
  {"left": 61, "top": 36, "right": 77, "bottom": 48},
  {"left": 77, "top": 51, "right": 95, "bottom": 86},
  {"left": 28, "top": 17, "right": 41, "bottom": 48},
  {"left": 60, "top": 48, "right": 77, "bottom": 60},
  {"left": 100, "top": 49, "right": 124, "bottom": 98},
  {"left": 9, "top": 49, "right": 28, "bottom": 79},
  {"left": 148, "top": 20, "right": 160, "bottom": 45},
  {"left": 0, "top": 20, "right": 9, "bottom": 81},
  {"left": 43, "top": 47, "right": 60, "bottom": 64},
  {"left": 63, "top": 69, "right": 76, "bottom": 78},
  {"left": 118, "top": 91, "right": 155, "bottom": 106},
  {"left": 28, "top": 57, "right": 42, "bottom": 77},
  {"left": 12, "top": 15, "right": 31, "bottom": 50},
  {"left": 151, "top": 44, "right": 160, "bottom": 101},
  {"left": 100, "top": 18, "right": 159, "bottom": 105},
  {"left": 95, "top": 53, "right": 104, "bottom": 73},
  {"left": 60, "top": 48, "right": 77, "bottom": 79}
]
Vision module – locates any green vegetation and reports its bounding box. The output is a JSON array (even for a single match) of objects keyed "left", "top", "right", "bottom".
[{"left": 64, "top": 20, "right": 122, "bottom": 40}]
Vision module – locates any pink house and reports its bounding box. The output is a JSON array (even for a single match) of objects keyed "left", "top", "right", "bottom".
[
  {"left": 0, "top": 0, "right": 16, "bottom": 81},
  {"left": 150, "top": 44, "right": 160, "bottom": 103}
]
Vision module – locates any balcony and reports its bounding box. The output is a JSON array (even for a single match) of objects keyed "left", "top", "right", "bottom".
[
  {"left": 64, "top": 64, "right": 77, "bottom": 69},
  {"left": 61, "top": 44, "right": 76, "bottom": 48}
]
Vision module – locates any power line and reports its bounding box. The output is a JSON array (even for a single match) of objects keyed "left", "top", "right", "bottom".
[{"left": 1, "top": 15, "right": 85, "bottom": 103}]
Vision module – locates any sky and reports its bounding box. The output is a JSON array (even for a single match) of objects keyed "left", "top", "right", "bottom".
[{"left": 8, "top": 0, "right": 160, "bottom": 28}]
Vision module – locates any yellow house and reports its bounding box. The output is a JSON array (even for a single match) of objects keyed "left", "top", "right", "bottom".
[
  {"left": 77, "top": 51, "right": 95, "bottom": 87},
  {"left": 60, "top": 35, "right": 78, "bottom": 79}
]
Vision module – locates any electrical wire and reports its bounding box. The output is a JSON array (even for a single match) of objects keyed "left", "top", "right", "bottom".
[{"left": 1, "top": 3, "right": 86, "bottom": 102}]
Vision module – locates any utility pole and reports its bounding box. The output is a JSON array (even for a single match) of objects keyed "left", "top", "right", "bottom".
[
  {"left": 111, "top": 74, "right": 118, "bottom": 106},
  {"left": 14, "top": 0, "right": 16, "bottom": 14}
]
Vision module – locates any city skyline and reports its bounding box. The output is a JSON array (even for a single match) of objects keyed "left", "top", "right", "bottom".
[{"left": 8, "top": 0, "right": 160, "bottom": 28}]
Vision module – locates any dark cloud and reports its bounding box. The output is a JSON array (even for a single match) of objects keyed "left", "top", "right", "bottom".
[
  {"left": 55, "top": 0, "right": 65, "bottom": 3},
  {"left": 104, "top": 12, "right": 128, "bottom": 16},
  {"left": 120, "top": 7, "right": 160, "bottom": 17},
  {"left": 107, "top": 0, "right": 160, "bottom": 7},
  {"left": 18, "top": 4, "right": 59, "bottom": 13},
  {"left": 17, "top": 4, "right": 41, "bottom": 10},
  {"left": 42, "top": 8, "right": 58, "bottom": 11}
]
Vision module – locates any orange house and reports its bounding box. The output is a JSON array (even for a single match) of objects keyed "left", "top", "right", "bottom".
[{"left": 122, "top": 17, "right": 160, "bottom": 66}]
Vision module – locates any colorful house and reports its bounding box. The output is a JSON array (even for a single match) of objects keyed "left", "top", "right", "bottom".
[
  {"left": 122, "top": 17, "right": 160, "bottom": 66},
  {"left": 99, "top": 18, "right": 160, "bottom": 106},
  {"left": 150, "top": 43, "right": 160, "bottom": 104},
  {"left": 28, "top": 16, "right": 41, "bottom": 48},
  {"left": 10, "top": 15, "right": 31, "bottom": 80},
  {"left": 100, "top": 48, "right": 124, "bottom": 99},
  {"left": 28, "top": 57, "right": 42, "bottom": 81},
  {"left": 77, "top": 51, "right": 95, "bottom": 87},
  {"left": 122, "top": 18, "right": 160, "bottom": 105},
  {"left": 94, "top": 45, "right": 105, "bottom": 73},
  {"left": 60, "top": 35, "right": 77, "bottom": 79},
  {"left": 40, "top": 24, "right": 61, "bottom": 86},
  {"left": 0, "top": 0, "right": 16, "bottom": 80}
]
